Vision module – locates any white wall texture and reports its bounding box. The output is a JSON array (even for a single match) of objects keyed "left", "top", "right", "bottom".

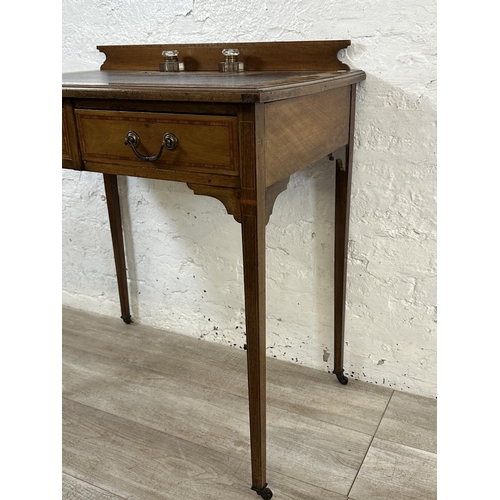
[{"left": 62, "top": 0, "right": 437, "bottom": 398}]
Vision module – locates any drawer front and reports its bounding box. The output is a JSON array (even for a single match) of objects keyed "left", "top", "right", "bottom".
[{"left": 75, "top": 110, "right": 239, "bottom": 176}]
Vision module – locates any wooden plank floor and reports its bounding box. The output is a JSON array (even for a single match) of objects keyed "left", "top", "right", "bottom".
[{"left": 62, "top": 307, "right": 437, "bottom": 500}]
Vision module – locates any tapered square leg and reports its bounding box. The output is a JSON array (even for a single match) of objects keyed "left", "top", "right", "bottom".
[
  {"left": 238, "top": 104, "right": 272, "bottom": 498},
  {"left": 241, "top": 207, "right": 267, "bottom": 492},
  {"left": 103, "top": 174, "right": 132, "bottom": 324},
  {"left": 333, "top": 85, "right": 357, "bottom": 384}
]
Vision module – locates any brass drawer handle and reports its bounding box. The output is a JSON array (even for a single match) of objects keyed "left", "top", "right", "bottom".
[{"left": 124, "top": 130, "right": 178, "bottom": 162}]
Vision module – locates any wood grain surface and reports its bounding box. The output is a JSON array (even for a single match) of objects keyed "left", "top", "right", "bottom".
[
  {"left": 63, "top": 399, "right": 244, "bottom": 500},
  {"left": 103, "top": 174, "right": 131, "bottom": 323},
  {"left": 62, "top": 474, "right": 126, "bottom": 500},
  {"left": 98, "top": 41, "right": 352, "bottom": 72},
  {"left": 263, "top": 86, "right": 350, "bottom": 186},
  {"left": 63, "top": 340, "right": 372, "bottom": 495},
  {"left": 375, "top": 390, "right": 437, "bottom": 453},
  {"left": 62, "top": 307, "right": 392, "bottom": 435},
  {"left": 348, "top": 438, "right": 437, "bottom": 500},
  {"left": 62, "top": 100, "right": 82, "bottom": 170},
  {"left": 62, "top": 69, "right": 366, "bottom": 103},
  {"left": 62, "top": 109, "right": 70, "bottom": 160},
  {"left": 76, "top": 109, "right": 239, "bottom": 176}
]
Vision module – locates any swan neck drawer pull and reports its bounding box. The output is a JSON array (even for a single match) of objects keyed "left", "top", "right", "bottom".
[{"left": 124, "top": 130, "right": 178, "bottom": 162}]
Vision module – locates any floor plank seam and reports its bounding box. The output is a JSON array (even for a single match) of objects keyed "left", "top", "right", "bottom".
[
  {"left": 372, "top": 435, "right": 437, "bottom": 456},
  {"left": 267, "top": 467, "right": 348, "bottom": 498},
  {"left": 63, "top": 471, "right": 129, "bottom": 500},
  {"left": 346, "top": 389, "right": 394, "bottom": 498}
]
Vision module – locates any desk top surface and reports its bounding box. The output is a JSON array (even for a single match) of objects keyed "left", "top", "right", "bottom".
[{"left": 62, "top": 69, "right": 365, "bottom": 103}]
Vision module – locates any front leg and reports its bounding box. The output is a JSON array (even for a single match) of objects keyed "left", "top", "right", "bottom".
[
  {"left": 241, "top": 197, "right": 268, "bottom": 494},
  {"left": 103, "top": 174, "right": 132, "bottom": 324},
  {"left": 239, "top": 104, "right": 273, "bottom": 498}
]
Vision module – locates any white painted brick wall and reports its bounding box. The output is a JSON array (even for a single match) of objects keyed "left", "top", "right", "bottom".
[{"left": 62, "top": 0, "right": 437, "bottom": 398}]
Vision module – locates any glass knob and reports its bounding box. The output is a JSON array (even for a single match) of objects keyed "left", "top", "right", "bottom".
[
  {"left": 222, "top": 48, "right": 239, "bottom": 59},
  {"left": 219, "top": 48, "right": 244, "bottom": 73},
  {"left": 162, "top": 50, "right": 179, "bottom": 60},
  {"left": 159, "top": 50, "right": 184, "bottom": 72}
]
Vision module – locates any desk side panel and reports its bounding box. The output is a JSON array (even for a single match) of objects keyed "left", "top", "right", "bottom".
[
  {"left": 263, "top": 86, "right": 350, "bottom": 187},
  {"left": 62, "top": 99, "right": 83, "bottom": 170}
]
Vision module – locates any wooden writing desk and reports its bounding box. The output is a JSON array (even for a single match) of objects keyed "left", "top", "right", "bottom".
[{"left": 62, "top": 41, "right": 366, "bottom": 499}]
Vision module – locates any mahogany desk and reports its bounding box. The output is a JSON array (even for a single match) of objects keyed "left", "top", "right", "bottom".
[{"left": 62, "top": 41, "right": 365, "bottom": 499}]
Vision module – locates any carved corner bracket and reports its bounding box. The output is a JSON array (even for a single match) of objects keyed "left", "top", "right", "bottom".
[
  {"left": 265, "top": 177, "right": 290, "bottom": 224},
  {"left": 186, "top": 184, "right": 242, "bottom": 223},
  {"left": 186, "top": 177, "right": 290, "bottom": 225}
]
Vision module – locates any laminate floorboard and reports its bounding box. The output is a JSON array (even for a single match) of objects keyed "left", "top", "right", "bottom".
[
  {"left": 63, "top": 399, "right": 244, "bottom": 500},
  {"left": 63, "top": 344, "right": 252, "bottom": 459},
  {"left": 375, "top": 390, "right": 437, "bottom": 453},
  {"left": 348, "top": 438, "right": 437, "bottom": 500},
  {"left": 62, "top": 306, "right": 437, "bottom": 500},
  {"left": 63, "top": 342, "right": 371, "bottom": 495},
  {"left": 225, "top": 461, "right": 348, "bottom": 500},
  {"left": 62, "top": 474, "right": 127, "bottom": 500},
  {"left": 63, "top": 307, "right": 392, "bottom": 435}
]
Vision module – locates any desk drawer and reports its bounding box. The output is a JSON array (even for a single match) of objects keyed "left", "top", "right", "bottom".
[{"left": 75, "top": 110, "right": 239, "bottom": 175}]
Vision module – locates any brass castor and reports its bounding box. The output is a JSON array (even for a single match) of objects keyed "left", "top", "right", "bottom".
[
  {"left": 334, "top": 370, "right": 349, "bottom": 385},
  {"left": 251, "top": 484, "right": 273, "bottom": 499}
]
